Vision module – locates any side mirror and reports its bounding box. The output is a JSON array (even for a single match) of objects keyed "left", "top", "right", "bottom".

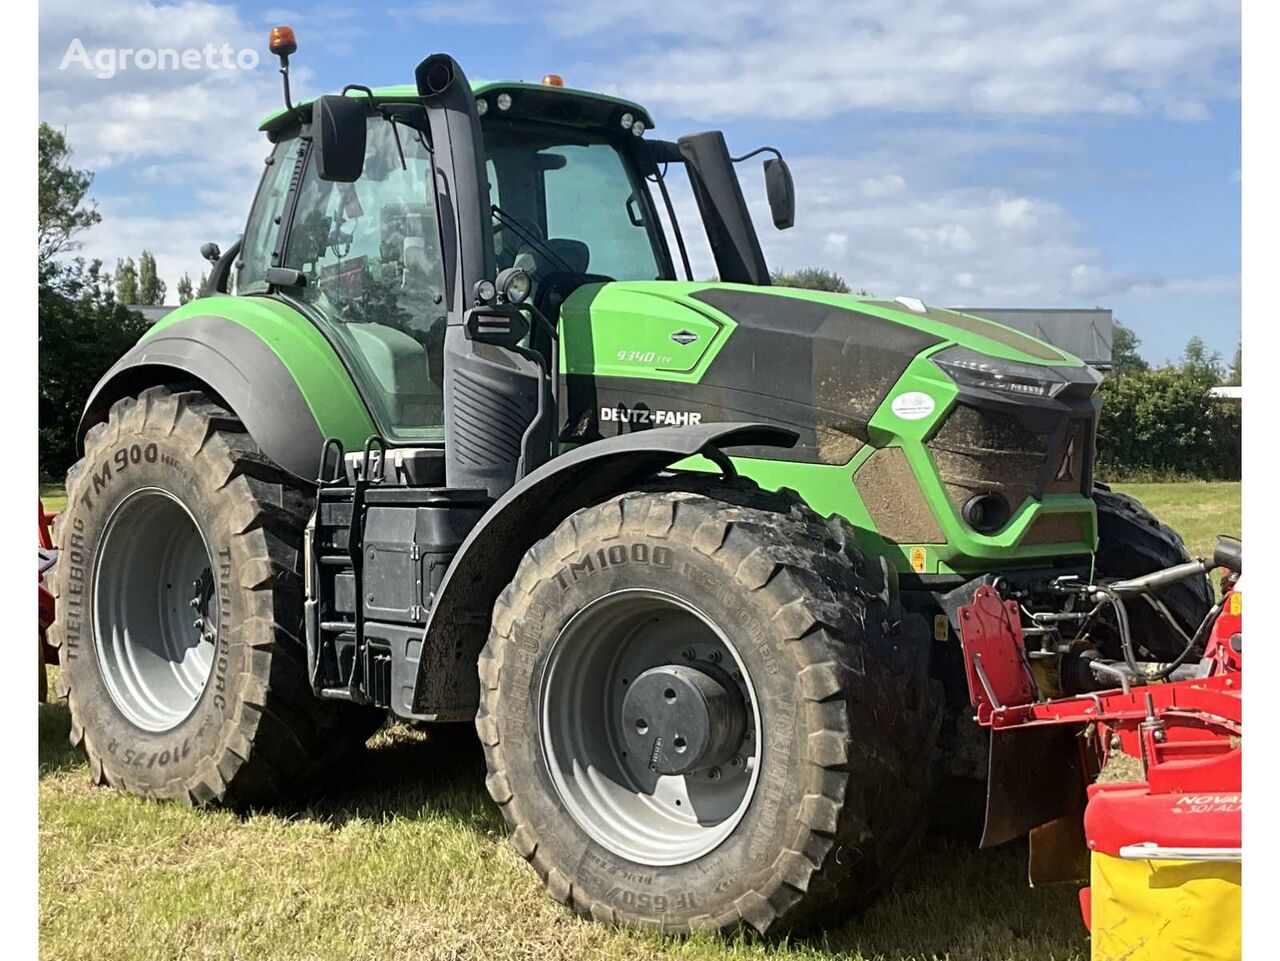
[
  {"left": 313, "top": 95, "right": 366, "bottom": 183},
  {"left": 764, "top": 156, "right": 795, "bottom": 230},
  {"left": 200, "top": 242, "right": 221, "bottom": 263}
]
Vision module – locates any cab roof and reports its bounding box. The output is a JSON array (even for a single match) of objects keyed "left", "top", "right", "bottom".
[{"left": 258, "top": 80, "right": 654, "bottom": 135}]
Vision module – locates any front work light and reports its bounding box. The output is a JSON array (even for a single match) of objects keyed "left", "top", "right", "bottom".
[
  {"left": 497, "top": 92, "right": 513, "bottom": 111},
  {"left": 931, "top": 345, "right": 1072, "bottom": 398},
  {"left": 496, "top": 267, "right": 532, "bottom": 305}
]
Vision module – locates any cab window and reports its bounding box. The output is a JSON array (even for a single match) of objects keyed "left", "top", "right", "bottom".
[
  {"left": 484, "top": 125, "right": 666, "bottom": 285},
  {"left": 238, "top": 138, "right": 302, "bottom": 295},
  {"left": 282, "top": 113, "right": 447, "bottom": 441}
]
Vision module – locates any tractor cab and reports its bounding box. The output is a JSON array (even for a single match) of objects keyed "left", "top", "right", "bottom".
[{"left": 246, "top": 53, "right": 793, "bottom": 473}]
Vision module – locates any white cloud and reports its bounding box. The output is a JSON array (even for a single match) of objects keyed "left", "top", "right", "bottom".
[
  {"left": 752, "top": 154, "right": 1214, "bottom": 306},
  {"left": 39, "top": 0, "right": 290, "bottom": 296},
  {"left": 551, "top": 0, "right": 1239, "bottom": 122},
  {"left": 859, "top": 174, "right": 906, "bottom": 200}
]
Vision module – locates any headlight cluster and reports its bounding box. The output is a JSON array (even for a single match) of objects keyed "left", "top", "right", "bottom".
[{"left": 930, "top": 346, "right": 1097, "bottom": 398}]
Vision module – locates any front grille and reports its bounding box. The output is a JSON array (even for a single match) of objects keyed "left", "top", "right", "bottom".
[{"left": 927, "top": 403, "right": 1094, "bottom": 525}]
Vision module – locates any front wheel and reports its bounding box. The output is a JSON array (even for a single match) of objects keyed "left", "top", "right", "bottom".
[
  {"left": 477, "top": 480, "right": 937, "bottom": 934},
  {"left": 1092, "top": 483, "right": 1215, "bottom": 660},
  {"left": 50, "top": 386, "right": 380, "bottom": 806}
]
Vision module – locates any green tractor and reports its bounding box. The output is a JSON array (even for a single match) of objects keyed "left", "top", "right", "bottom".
[{"left": 50, "top": 33, "right": 1211, "bottom": 935}]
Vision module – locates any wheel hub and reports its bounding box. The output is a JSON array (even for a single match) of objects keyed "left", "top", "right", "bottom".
[
  {"left": 539, "top": 588, "right": 762, "bottom": 865},
  {"left": 92, "top": 488, "right": 218, "bottom": 733},
  {"left": 620, "top": 665, "right": 746, "bottom": 776}
]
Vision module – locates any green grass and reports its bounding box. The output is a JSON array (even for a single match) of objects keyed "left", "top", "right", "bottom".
[
  {"left": 40, "top": 479, "right": 67, "bottom": 513},
  {"left": 1108, "top": 481, "right": 1240, "bottom": 560},
  {"left": 38, "top": 482, "right": 1241, "bottom": 961},
  {"left": 39, "top": 709, "right": 1087, "bottom": 961}
]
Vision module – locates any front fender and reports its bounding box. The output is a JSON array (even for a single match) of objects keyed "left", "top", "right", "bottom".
[
  {"left": 409, "top": 422, "right": 797, "bottom": 718},
  {"left": 79, "top": 298, "right": 376, "bottom": 483}
]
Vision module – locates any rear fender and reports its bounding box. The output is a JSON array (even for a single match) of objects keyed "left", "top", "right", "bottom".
[
  {"left": 409, "top": 422, "right": 798, "bottom": 718},
  {"left": 79, "top": 301, "right": 377, "bottom": 483}
]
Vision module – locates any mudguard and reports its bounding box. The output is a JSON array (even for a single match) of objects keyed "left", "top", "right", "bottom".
[
  {"left": 79, "top": 300, "right": 377, "bottom": 483},
  {"left": 409, "top": 421, "right": 798, "bottom": 718}
]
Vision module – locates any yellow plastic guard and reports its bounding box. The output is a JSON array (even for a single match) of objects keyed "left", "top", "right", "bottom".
[{"left": 1091, "top": 852, "right": 1241, "bottom": 961}]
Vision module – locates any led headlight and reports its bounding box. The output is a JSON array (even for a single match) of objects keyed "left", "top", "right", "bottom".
[{"left": 931, "top": 345, "right": 1071, "bottom": 398}]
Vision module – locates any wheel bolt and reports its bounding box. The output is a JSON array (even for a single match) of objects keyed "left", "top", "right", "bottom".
[
  {"left": 730, "top": 755, "right": 741, "bottom": 767},
  {"left": 681, "top": 647, "right": 695, "bottom": 660},
  {"left": 707, "top": 650, "right": 722, "bottom": 664},
  {"left": 189, "top": 597, "right": 200, "bottom": 608},
  {"left": 707, "top": 767, "right": 721, "bottom": 781}
]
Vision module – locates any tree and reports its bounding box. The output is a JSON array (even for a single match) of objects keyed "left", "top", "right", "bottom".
[
  {"left": 1179, "top": 335, "right": 1224, "bottom": 385},
  {"left": 1226, "top": 342, "right": 1242, "bottom": 386},
  {"left": 114, "top": 257, "right": 139, "bottom": 305},
  {"left": 1110, "top": 321, "right": 1148, "bottom": 374},
  {"left": 198, "top": 272, "right": 209, "bottom": 297},
  {"left": 771, "top": 267, "right": 852, "bottom": 293},
  {"left": 1095, "top": 331, "right": 1240, "bottom": 482},
  {"left": 177, "top": 273, "right": 195, "bottom": 304},
  {"left": 38, "top": 122, "right": 101, "bottom": 274},
  {"left": 38, "top": 125, "right": 150, "bottom": 476},
  {"left": 139, "top": 249, "right": 166, "bottom": 305},
  {"left": 40, "top": 258, "right": 150, "bottom": 474}
]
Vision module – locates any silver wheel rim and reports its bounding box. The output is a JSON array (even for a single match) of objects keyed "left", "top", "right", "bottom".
[
  {"left": 539, "top": 588, "right": 761, "bottom": 866},
  {"left": 92, "top": 488, "right": 218, "bottom": 733}
]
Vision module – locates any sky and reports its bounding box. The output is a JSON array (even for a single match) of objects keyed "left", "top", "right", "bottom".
[{"left": 38, "top": 0, "right": 1241, "bottom": 365}]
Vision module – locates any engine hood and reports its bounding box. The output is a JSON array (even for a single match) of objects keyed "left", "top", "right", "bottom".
[
  {"left": 567, "top": 281, "right": 1084, "bottom": 367},
  {"left": 557, "top": 280, "right": 1090, "bottom": 465}
]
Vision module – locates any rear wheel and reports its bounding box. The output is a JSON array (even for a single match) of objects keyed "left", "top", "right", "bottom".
[
  {"left": 1092, "top": 483, "right": 1214, "bottom": 660},
  {"left": 477, "top": 479, "right": 938, "bottom": 934},
  {"left": 50, "top": 386, "right": 380, "bottom": 806}
]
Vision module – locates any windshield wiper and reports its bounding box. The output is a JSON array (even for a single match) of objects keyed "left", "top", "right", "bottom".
[{"left": 490, "top": 204, "right": 574, "bottom": 273}]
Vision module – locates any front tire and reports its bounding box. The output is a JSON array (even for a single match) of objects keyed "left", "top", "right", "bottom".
[
  {"left": 50, "top": 387, "right": 378, "bottom": 806},
  {"left": 477, "top": 479, "right": 937, "bottom": 934},
  {"left": 1093, "top": 483, "right": 1214, "bottom": 659}
]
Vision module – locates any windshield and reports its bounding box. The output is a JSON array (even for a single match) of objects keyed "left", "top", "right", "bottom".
[{"left": 482, "top": 123, "right": 670, "bottom": 285}]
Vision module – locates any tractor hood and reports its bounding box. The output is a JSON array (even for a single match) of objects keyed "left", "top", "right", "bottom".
[{"left": 558, "top": 280, "right": 1098, "bottom": 466}]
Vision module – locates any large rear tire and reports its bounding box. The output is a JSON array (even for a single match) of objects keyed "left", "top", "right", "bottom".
[
  {"left": 477, "top": 478, "right": 938, "bottom": 934},
  {"left": 1092, "top": 483, "right": 1215, "bottom": 660},
  {"left": 49, "top": 387, "right": 380, "bottom": 806}
]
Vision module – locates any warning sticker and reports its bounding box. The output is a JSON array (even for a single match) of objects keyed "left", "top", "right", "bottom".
[
  {"left": 910, "top": 547, "right": 927, "bottom": 573},
  {"left": 891, "top": 392, "right": 937, "bottom": 421}
]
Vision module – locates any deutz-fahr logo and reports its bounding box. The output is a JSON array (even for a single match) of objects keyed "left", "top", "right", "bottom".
[
  {"left": 601, "top": 406, "right": 703, "bottom": 427},
  {"left": 670, "top": 329, "right": 700, "bottom": 345}
]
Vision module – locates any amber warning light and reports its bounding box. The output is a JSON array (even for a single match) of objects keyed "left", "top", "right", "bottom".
[
  {"left": 542, "top": 74, "right": 564, "bottom": 87},
  {"left": 269, "top": 26, "right": 297, "bottom": 58}
]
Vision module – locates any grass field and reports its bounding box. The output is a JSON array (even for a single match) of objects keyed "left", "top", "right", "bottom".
[{"left": 38, "top": 481, "right": 1240, "bottom": 961}]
